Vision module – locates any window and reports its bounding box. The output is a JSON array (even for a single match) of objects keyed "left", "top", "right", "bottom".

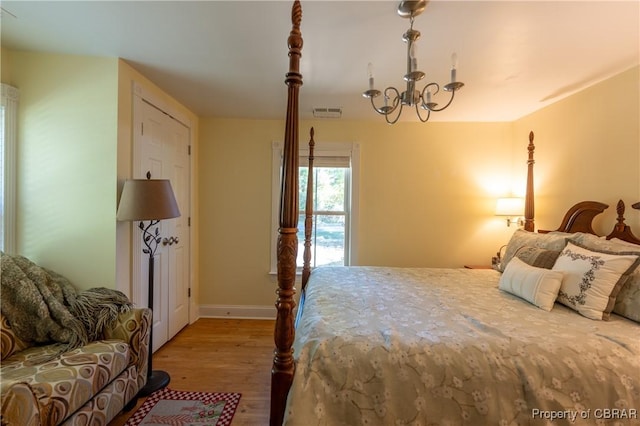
[
  {"left": 0, "top": 84, "right": 18, "bottom": 253},
  {"left": 271, "top": 141, "right": 359, "bottom": 273}
]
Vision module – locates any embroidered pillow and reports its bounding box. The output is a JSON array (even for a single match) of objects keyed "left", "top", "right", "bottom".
[
  {"left": 499, "top": 257, "right": 564, "bottom": 311},
  {"left": 564, "top": 235, "right": 640, "bottom": 322},
  {"left": 499, "top": 229, "right": 571, "bottom": 272},
  {"left": 514, "top": 246, "right": 561, "bottom": 269},
  {"left": 552, "top": 241, "right": 640, "bottom": 320}
]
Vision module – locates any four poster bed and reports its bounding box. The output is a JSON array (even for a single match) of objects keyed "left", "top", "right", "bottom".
[{"left": 271, "top": 2, "right": 640, "bottom": 425}]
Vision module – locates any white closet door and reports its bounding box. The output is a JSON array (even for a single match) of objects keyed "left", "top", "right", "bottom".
[
  {"left": 165, "top": 117, "right": 190, "bottom": 340},
  {"left": 133, "top": 96, "right": 190, "bottom": 352}
]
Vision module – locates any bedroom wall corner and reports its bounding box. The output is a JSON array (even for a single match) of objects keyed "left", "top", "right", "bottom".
[
  {"left": 1, "top": 48, "right": 14, "bottom": 85},
  {"left": 512, "top": 66, "right": 640, "bottom": 234}
]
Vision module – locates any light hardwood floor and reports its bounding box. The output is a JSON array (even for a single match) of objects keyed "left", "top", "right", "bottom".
[{"left": 109, "top": 318, "right": 274, "bottom": 426}]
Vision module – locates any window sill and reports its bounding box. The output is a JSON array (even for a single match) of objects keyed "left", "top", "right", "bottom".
[{"left": 268, "top": 269, "right": 303, "bottom": 276}]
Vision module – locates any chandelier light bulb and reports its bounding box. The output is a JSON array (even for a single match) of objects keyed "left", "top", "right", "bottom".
[
  {"left": 368, "top": 62, "right": 375, "bottom": 90},
  {"left": 450, "top": 52, "right": 458, "bottom": 83}
]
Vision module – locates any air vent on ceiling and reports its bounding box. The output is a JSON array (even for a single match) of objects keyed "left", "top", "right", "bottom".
[{"left": 313, "top": 107, "right": 342, "bottom": 119}]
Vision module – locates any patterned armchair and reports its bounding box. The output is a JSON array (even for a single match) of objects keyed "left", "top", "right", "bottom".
[{"left": 1, "top": 307, "right": 151, "bottom": 426}]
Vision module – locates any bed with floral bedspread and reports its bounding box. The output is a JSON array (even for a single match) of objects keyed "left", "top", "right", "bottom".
[{"left": 284, "top": 264, "right": 640, "bottom": 426}]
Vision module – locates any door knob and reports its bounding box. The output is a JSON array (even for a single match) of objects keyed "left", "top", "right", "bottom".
[{"left": 162, "top": 237, "right": 176, "bottom": 246}]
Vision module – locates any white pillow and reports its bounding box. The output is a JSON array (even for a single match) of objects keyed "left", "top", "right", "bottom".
[
  {"left": 499, "top": 257, "right": 564, "bottom": 311},
  {"left": 552, "top": 241, "right": 640, "bottom": 320}
]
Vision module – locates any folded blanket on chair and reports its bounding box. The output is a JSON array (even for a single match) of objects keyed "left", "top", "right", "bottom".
[{"left": 0, "top": 252, "right": 132, "bottom": 360}]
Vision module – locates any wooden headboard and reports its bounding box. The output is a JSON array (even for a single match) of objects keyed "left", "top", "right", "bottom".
[
  {"left": 540, "top": 199, "right": 640, "bottom": 245},
  {"left": 606, "top": 200, "right": 640, "bottom": 244}
]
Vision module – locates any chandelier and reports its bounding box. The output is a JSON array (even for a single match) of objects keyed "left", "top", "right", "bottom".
[{"left": 362, "top": 0, "right": 464, "bottom": 124}]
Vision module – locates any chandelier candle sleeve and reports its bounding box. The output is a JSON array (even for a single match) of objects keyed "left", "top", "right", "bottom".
[
  {"left": 451, "top": 52, "right": 458, "bottom": 84},
  {"left": 368, "top": 63, "right": 375, "bottom": 90},
  {"left": 410, "top": 43, "right": 418, "bottom": 72}
]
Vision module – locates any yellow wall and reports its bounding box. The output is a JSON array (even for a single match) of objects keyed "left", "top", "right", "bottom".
[
  {"left": 2, "top": 51, "right": 200, "bottom": 313},
  {"left": 6, "top": 51, "right": 119, "bottom": 290},
  {"left": 4, "top": 46, "right": 637, "bottom": 314},
  {"left": 198, "top": 119, "right": 518, "bottom": 307},
  {"left": 199, "top": 67, "right": 639, "bottom": 311},
  {"left": 1, "top": 48, "right": 14, "bottom": 83},
  {"left": 513, "top": 66, "right": 640, "bottom": 234}
]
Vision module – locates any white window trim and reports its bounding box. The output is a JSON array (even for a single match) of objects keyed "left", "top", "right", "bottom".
[
  {"left": 270, "top": 140, "right": 360, "bottom": 274},
  {"left": 1, "top": 84, "right": 19, "bottom": 254}
]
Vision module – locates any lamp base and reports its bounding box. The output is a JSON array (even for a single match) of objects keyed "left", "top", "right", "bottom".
[{"left": 139, "top": 370, "right": 171, "bottom": 397}]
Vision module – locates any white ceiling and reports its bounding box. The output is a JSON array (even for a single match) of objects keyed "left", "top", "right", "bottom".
[{"left": 1, "top": 1, "right": 639, "bottom": 122}]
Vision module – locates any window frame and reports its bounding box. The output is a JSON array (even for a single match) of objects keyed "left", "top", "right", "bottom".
[
  {"left": 270, "top": 140, "right": 360, "bottom": 274},
  {"left": 1, "top": 84, "right": 19, "bottom": 254}
]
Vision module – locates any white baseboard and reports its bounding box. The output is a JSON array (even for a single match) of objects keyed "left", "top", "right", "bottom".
[{"left": 199, "top": 304, "right": 276, "bottom": 320}]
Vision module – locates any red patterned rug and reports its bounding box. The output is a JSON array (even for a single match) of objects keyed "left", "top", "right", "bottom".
[{"left": 125, "top": 388, "right": 241, "bottom": 426}]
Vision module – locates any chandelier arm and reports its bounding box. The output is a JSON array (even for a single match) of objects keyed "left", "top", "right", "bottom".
[
  {"left": 369, "top": 97, "right": 388, "bottom": 115},
  {"left": 419, "top": 82, "right": 440, "bottom": 102},
  {"left": 384, "top": 87, "right": 401, "bottom": 113},
  {"left": 414, "top": 102, "right": 431, "bottom": 123},
  {"left": 385, "top": 102, "right": 404, "bottom": 125},
  {"left": 369, "top": 88, "right": 401, "bottom": 115},
  {"left": 424, "top": 88, "right": 457, "bottom": 112}
]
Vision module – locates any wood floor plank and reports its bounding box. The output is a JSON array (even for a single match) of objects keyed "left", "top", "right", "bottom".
[{"left": 108, "top": 318, "right": 274, "bottom": 426}]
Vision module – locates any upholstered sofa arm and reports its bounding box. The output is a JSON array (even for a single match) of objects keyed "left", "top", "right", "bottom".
[
  {"left": 101, "top": 307, "right": 151, "bottom": 390},
  {"left": 0, "top": 314, "right": 31, "bottom": 361}
]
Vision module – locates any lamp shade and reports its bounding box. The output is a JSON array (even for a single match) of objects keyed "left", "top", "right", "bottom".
[
  {"left": 495, "top": 197, "right": 524, "bottom": 217},
  {"left": 117, "top": 179, "right": 181, "bottom": 221}
]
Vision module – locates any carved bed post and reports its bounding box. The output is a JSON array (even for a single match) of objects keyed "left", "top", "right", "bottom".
[
  {"left": 271, "top": 2, "right": 302, "bottom": 426},
  {"left": 524, "top": 131, "right": 535, "bottom": 232},
  {"left": 301, "top": 128, "right": 315, "bottom": 291},
  {"left": 606, "top": 200, "right": 640, "bottom": 244}
]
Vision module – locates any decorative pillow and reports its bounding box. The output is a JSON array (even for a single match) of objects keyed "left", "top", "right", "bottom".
[
  {"left": 614, "top": 270, "right": 640, "bottom": 322},
  {"left": 570, "top": 233, "right": 639, "bottom": 253},
  {"left": 564, "top": 235, "right": 640, "bottom": 322},
  {"left": 499, "top": 229, "right": 572, "bottom": 272},
  {"left": 552, "top": 241, "right": 640, "bottom": 320},
  {"left": 573, "top": 237, "right": 640, "bottom": 323},
  {"left": 610, "top": 238, "right": 640, "bottom": 249},
  {"left": 514, "top": 246, "right": 561, "bottom": 269},
  {"left": 499, "top": 257, "right": 564, "bottom": 311}
]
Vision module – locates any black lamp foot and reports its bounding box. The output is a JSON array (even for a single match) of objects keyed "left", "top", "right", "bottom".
[{"left": 139, "top": 370, "right": 171, "bottom": 397}]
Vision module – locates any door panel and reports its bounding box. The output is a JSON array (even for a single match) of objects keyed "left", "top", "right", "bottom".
[
  {"left": 166, "top": 118, "right": 190, "bottom": 339},
  {"left": 133, "top": 97, "right": 190, "bottom": 353}
]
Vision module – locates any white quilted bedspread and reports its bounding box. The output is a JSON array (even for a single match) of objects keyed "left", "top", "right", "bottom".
[{"left": 284, "top": 267, "right": 640, "bottom": 426}]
